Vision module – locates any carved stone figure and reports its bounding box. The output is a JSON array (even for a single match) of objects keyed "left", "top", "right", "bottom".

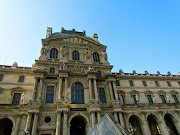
[
  {"left": 85, "top": 48, "right": 91, "bottom": 59},
  {"left": 133, "top": 70, "right": 136, "bottom": 74},
  {"left": 101, "top": 51, "right": 108, "bottom": 61},
  {"left": 20, "top": 92, "right": 25, "bottom": 104},
  {"left": 152, "top": 95, "right": 156, "bottom": 103},
  {"left": 60, "top": 63, "right": 67, "bottom": 70},
  {"left": 157, "top": 71, "right": 161, "bottom": 75},
  {"left": 119, "top": 95, "right": 124, "bottom": 104},
  {"left": 168, "top": 71, "right": 171, "bottom": 76},
  {"left": 40, "top": 45, "right": 48, "bottom": 58},
  {"left": 61, "top": 46, "right": 68, "bottom": 58},
  {"left": 119, "top": 69, "right": 124, "bottom": 74},
  {"left": 145, "top": 70, "right": 149, "bottom": 75},
  {"left": 136, "top": 94, "right": 139, "bottom": 104},
  {"left": 166, "top": 95, "right": 171, "bottom": 103},
  {"left": 88, "top": 65, "right": 94, "bottom": 71},
  {"left": 12, "top": 62, "right": 18, "bottom": 67}
]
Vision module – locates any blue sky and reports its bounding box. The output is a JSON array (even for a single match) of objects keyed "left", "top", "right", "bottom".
[{"left": 0, "top": 0, "right": 180, "bottom": 74}]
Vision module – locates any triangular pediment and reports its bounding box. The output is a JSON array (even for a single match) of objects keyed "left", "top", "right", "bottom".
[{"left": 43, "top": 34, "right": 106, "bottom": 48}]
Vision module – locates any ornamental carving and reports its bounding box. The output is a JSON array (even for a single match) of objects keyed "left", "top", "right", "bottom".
[{"left": 70, "top": 66, "right": 84, "bottom": 73}]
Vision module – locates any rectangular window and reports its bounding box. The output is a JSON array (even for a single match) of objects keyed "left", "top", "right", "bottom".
[
  {"left": 116, "top": 80, "right": 120, "bottom": 86},
  {"left": 133, "top": 95, "right": 137, "bottom": 104},
  {"left": 118, "top": 94, "right": 124, "bottom": 104},
  {"left": 12, "top": 93, "right": 21, "bottom": 105},
  {"left": 160, "top": 95, "right": 166, "bottom": 104},
  {"left": 155, "top": 81, "right": 159, "bottom": 87},
  {"left": 18, "top": 76, "right": 24, "bottom": 83},
  {"left": 46, "top": 86, "right": 54, "bottom": 103},
  {"left": 129, "top": 80, "right": 134, "bottom": 86},
  {"left": 178, "top": 82, "right": 180, "bottom": 86},
  {"left": 173, "top": 95, "right": 179, "bottom": 103},
  {"left": 0, "top": 74, "right": 3, "bottom": 81},
  {"left": 142, "top": 81, "right": 147, "bottom": 87},
  {"left": 147, "top": 95, "right": 153, "bottom": 104},
  {"left": 167, "top": 81, "right": 171, "bottom": 87},
  {"left": 99, "top": 88, "right": 106, "bottom": 103}
]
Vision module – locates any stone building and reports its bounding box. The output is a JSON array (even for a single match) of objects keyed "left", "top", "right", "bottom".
[{"left": 0, "top": 27, "right": 180, "bottom": 135}]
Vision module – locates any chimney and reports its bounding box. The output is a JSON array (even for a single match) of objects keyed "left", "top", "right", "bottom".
[
  {"left": 92, "top": 33, "right": 98, "bottom": 41},
  {"left": 46, "top": 27, "right": 52, "bottom": 38}
]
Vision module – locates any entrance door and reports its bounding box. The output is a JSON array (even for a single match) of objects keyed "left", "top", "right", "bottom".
[
  {"left": 0, "top": 118, "right": 13, "bottom": 135},
  {"left": 70, "top": 117, "right": 85, "bottom": 135}
]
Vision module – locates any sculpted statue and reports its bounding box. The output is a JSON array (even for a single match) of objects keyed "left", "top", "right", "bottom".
[
  {"left": 166, "top": 95, "right": 171, "bottom": 103},
  {"left": 85, "top": 48, "right": 91, "bottom": 59},
  {"left": 12, "top": 62, "right": 18, "bottom": 67},
  {"left": 145, "top": 70, "right": 149, "bottom": 75},
  {"left": 133, "top": 70, "right": 136, "bottom": 74},
  {"left": 60, "top": 63, "right": 67, "bottom": 70},
  {"left": 21, "top": 92, "right": 25, "bottom": 104},
  {"left": 119, "top": 69, "right": 124, "bottom": 74},
  {"left": 61, "top": 46, "right": 69, "bottom": 58},
  {"left": 88, "top": 65, "right": 94, "bottom": 71},
  {"left": 152, "top": 95, "right": 156, "bottom": 103},
  {"left": 157, "top": 71, "right": 161, "bottom": 75},
  {"left": 135, "top": 94, "right": 139, "bottom": 104},
  {"left": 168, "top": 71, "right": 171, "bottom": 76},
  {"left": 40, "top": 45, "right": 48, "bottom": 57},
  {"left": 101, "top": 51, "right": 108, "bottom": 61}
]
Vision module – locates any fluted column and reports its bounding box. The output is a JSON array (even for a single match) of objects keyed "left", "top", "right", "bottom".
[
  {"left": 93, "top": 79, "right": 98, "bottom": 100},
  {"left": 89, "top": 78, "right": 93, "bottom": 99},
  {"left": 37, "top": 78, "right": 43, "bottom": 100},
  {"left": 91, "top": 111, "right": 95, "bottom": 128},
  {"left": 58, "top": 77, "right": 62, "bottom": 99},
  {"left": 113, "top": 112, "right": 118, "bottom": 122},
  {"left": 63, "top": 111, "right": 68, "bottom": 135},
  {"left": 174, "top": 112, "right": 180, "bottom": 134},
  {"left": 108, "top": 82, "right": 114, "bottom": 101},
  {"left": 25, "top": 112, "right": 33, "bottom": 132},
  {"left": 56, "top": 111, "right": 62, "bottom": 135},
  {"left": 97, "top": 111, "right": 101, "bottom": 122},
  {"left": 31, "top": 112, "right": 39, "bottom": 135},
  {"left": 158, "top": 114, "right": 170, "bottom": 135},
  {"left": 118, "top": 111, "right": 125, "bottom": 127},
  {"left": 64, "top": 77, "right": 68, "bottom": 98},
  {"left": 13, "top": 115, "right": 21, "bottom": 135},
  {"left": 112, "top": 81, "right": 118, "bottom": 101},
  {"left": 32, "top": 77, "right": 38, "bottom": 100},
  {"left": 141, "top": 113, "right": 151, "bottom": 135}
]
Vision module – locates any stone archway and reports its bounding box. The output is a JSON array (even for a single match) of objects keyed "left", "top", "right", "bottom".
[
  {"left": 147, "top": 114, "right": 161, "bottom": 135},
  {"left": 164, "top": 114, "right": 179, "bottom": 135},
  {"left": 0, "top": 118, "right": 13, "bottom": 135},
  {"left": 129, "top": 115, "right": 143, "bottom": 135},
  {"left": 70, "top": 115, "right": 88, "bottom": 135}
]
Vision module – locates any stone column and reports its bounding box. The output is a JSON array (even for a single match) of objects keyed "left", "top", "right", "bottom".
[
  {"left": 56, "top": 111, "right": 62, "bottom": 135},
  {"left": 173, "top": 112, "right": 180, "bottom": 134},
  {"left": 118, "top": 111, "right": 125, "bottom": 127},
  {"left": 158, "top": 114, "right": 170, "bottom": 135},
  {"left": 113, "top": 112, "right": 119, "bottom": 122},
  {"left": 63, "top": 111, "right": 68, "bottom": 135},
  {"left": 97, "top": 111, "right": 101, "bottom": 122},
  {"left": 25, "top": 112, "right": 33, "bottom": 132},
  {"left": 32, "top": 77, "right": 38, "bottom": 100},
  {"left": 141, "top": 113, "right": 151, "bottom": 135},
  {"left": 31, "top": 112, "right": 39, "bottom": 135},
  {"left": 13, "top": 115, "right": 21, "bottom": 135},
  {"left": 89, "top": 78, "right": 93, "bottom": 99},
  {"left": 91, "top": 111, "right": 95, "bottom": 128},
  {"left": 108, "top": 81, "right": 114, "bottom": 101},
  {"left": 37, "top": 78, "right": 43, "bottom": 100},
  {"left": 64, "top": 77, "right": 68, "bottom": 99},
  {"left": 112, "top": 81, "right": 118, "bottom": 101},
  {"left": 58, "top": 77, "right": 62, "bottom": 99},
  {"left": 93, "top": 79, "right": 99, "bottom": 100}
]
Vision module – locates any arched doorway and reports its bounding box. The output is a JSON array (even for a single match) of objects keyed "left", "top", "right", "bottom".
[
  {"left": 129, "top": 115, "right": 143, "bottom": 135},
  {"left": 164, "top": 114, "right": 178, "bottom": 135},
  {"left": 70, "top": 116, "right": 86, "bottom": 135},
  {"left": 0, "top": 118, "right": 13, "bottom": 135},
  {"left": 147, "top": 114, "right": 161, "bottom": 135}
]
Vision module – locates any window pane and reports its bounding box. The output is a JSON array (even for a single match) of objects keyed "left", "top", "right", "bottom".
[
  {"left": 116, "top": 80, "right": 120, "bottom": 86},
  {"left": 50, "top": 48, "right": 58, "bottom": 59},
  {"left": 46, "top": 86, "right": 54, "bottom": 103},
  {"left": 98, "top": 88, "right": 106, "bottom": 103},
  {"left": 133, "top": 95, "right": 137, "bottom": 104},
  {"left": 93, "top": 52, "right": 100, "bottom": 62},
  {"left": 142, "top": 81, "right": 147, "bottom": 87},
  {"left": 0, "top": 74, "right": 3, "bottom": 81},
  {"left": 12, "top": 93, "right": 21, "bottom": 105},
  {"left": 160, "top": 95, "right": 166, "bottom": 104},
  {"left": 167, "top": 81, "right": 171, "bottom": 87},
  {"left": 19, "top": 76, "right": 24, "bottom": 83},
  {"left": 147, "top": 95, "right": 153, "bottom": 104},
  {"left": 129, "top": 81, "right": 134, "bottom": 86},
  {"left": 155, "top": 81, "right": 159, "bottom": 87},
  {"left": 173, "top": 95, "right": 179, "bottom": 103}
]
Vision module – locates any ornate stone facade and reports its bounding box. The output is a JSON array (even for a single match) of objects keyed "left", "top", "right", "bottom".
[{"left": 0, "top": 27, "right": 180, "bottom": 135}]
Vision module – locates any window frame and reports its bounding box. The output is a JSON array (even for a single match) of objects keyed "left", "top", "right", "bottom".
[
  {"left": 93, "top": 52, "right": 100, "bottom": 63},
  {"left": 167, "top": 81, "right": 171, "bottom": 87},
  {"left": 18, "top": 76, "right": 25, "bottom": 83},
  {"left": 129, "top": 80, "right": 134, "bottom": 87},
  {"left": 160, "top": 95, "right": 167, "bottom": 104},
  {"left": 50, "top": 48, "right": 58, "bottom": 59},
  {"left": 172, "top": 95, "right": 179, "bottom": 103},
  {"left": 155, "top": 81, "right": 159, "bottom": 87},
  {"left": 72, "top": 50, "right": 80, "bottom": 61},
  {"left": 118, "top": 94, "right": 125, "bottom": 104},
  {"left": 147, "top": 95, "right": 153, "bottom": 105},
  {"left": 12, "top": 93, "right": 21, "bottom": 105},
  {"left": 0, "top": 74, "right": 4, "bottom": 81},
  {"left": 142, "top": 81, "right": 147, "bottom": 87},
  {"left": 116, "top": 80, "right": 120, "bottom": 86},
  {"left": 45, "top": 86, "right": 55, "bottom": 103},
  {"left": 49, "top": 68, "right": 55, "bottom": 74},
  {"left": 71, "top": 83, "right": 84, "bottom": 104},
  {"left": 97, "top": 70, "right": 102, "bottom": 77},
  {"left": 98, "top": 88, "right": 106, "bottom": 103}
]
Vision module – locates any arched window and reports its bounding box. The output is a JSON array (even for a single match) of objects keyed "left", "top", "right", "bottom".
[
  {"left": 71, "top": 83, "right": 84, "bottom": 104},
  {"left": 72, "top": 50, "right": 79, "bottom": 61},
  {"left": 93, "top": 52, "right": 100, "bottom": 62},
  {"left": 50, "top": 68, "right": 55, "bottom": 74},
  {"left": 97, "top": 70, "right": 101, "bottom": 77},
  {"left": 50, "top": 48, "right": 58, "bottom": 59}
]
